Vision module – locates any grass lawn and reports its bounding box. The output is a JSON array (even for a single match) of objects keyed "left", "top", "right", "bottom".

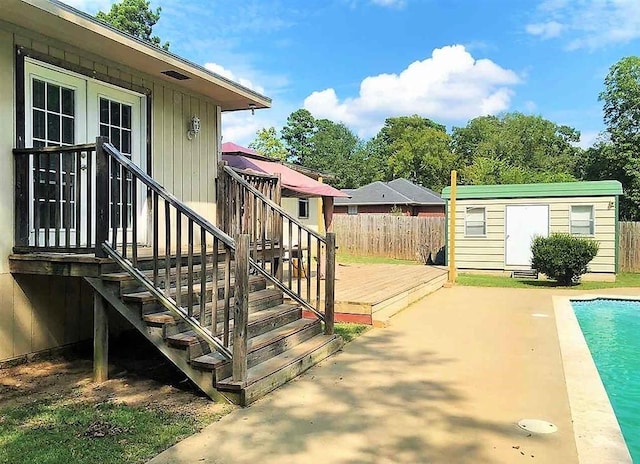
[
  {"left": 457, "top": 272, "right": 640, "bottom": 290},
  {"left": 334, "top": 322, "right": 371, "bottom": 343},
  {"left": 337, "top": 253, "right": 419, "bottom": 266},
  {"left": 0, "top": 398, "right": 228, "bottom": 464}
]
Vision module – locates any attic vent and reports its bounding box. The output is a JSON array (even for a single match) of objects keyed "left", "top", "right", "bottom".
[{"left": 162, "top": 70, "right": 190, "bottom": 81}]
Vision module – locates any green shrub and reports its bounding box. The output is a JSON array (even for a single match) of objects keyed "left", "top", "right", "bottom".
[{"left": 531, "top": 233, "right": 599, "bottom": 286}]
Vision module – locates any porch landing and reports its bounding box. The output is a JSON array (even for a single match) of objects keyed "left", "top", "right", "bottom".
[{"left": 300, "top": 264, "right": 448, "bottom": 326}]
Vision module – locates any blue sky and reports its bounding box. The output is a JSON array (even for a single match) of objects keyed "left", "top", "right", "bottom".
[{"left": 68, "top": 0, "right": 640, "bottom": 148}]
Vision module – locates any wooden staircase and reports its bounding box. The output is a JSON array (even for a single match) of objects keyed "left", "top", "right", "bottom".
[
  {"left": 12, "top": 139, "right": 341, "bottom": 406},
  {"left": 86, "top": 254, "right": 342, "bottom": 406}
]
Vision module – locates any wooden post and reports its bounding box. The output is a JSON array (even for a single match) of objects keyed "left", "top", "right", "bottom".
[
  {"left": 95, "top": 137, "right": 110, "bottom": 257},
  {"left": 93, "top": 291, "right": 109, "bottom": 382},
  {"left": 216, "top": 161, "right": 226, "bottom": 232},
  {"left": 448, "top": 170, "right": 457, "bottom": 284},
  {"left": 14, "top": 152, "right": 30, "bottom": 247},
  {"left": 232, "top": 234, "right": 250, "bottom": 384},
  {"left": 324, "top": 232, "right": 336, "bottom": 335}
]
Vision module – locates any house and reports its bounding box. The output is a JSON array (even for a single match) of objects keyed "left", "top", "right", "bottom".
[
  {"left": 1, "top": 0, "right": 342, "bottom": 405},
  {"left": 334, "top": 178, "right": 445, "bottom": 217},
  {"left": 441, "top": 181, "right": 623, "bottom": 281}
]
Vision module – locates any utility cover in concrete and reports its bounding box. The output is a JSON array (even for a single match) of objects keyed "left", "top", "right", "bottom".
[{"left": 518, "top": 419, "right": 558, "bottom": 434}]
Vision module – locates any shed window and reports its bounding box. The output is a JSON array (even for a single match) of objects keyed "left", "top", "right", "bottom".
[
  {"left": 298, "top": 198, "right": 309, "bottom": 219},
  {"left": 465, "top": 207, "right": 486, "bottom": 236},
  {"left": 570, "top": 205, "right": 594, "bottom": 235},
  {"left": 347, "top": 205, "right": 358, "bottom": 215}
]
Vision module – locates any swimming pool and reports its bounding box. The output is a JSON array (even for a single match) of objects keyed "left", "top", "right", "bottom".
[{"left": 571, "top": 298, "right": 640, "bottom": 462}]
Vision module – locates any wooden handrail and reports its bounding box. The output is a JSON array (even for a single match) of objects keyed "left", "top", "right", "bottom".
[
  {"left": 102, "top": 243, "right": 233, "bottom": 360},
  {"left": 103, "top": 142, "right": 235, "bottom": 249},
  {"left": 223, "top": 165, "right": 326, "bottom": 244},
  {"left": 13, "top": 143, "right": 96, "bottom": 155}
]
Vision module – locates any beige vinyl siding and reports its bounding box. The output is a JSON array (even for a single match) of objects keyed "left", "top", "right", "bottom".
[
  {"left": 450, "top": 195, "right": 617, "bottom": 274},
  {"left": 0, "top": 22, "right": 221, "bottom": 361}
]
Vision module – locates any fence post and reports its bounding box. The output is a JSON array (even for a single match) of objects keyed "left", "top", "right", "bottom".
[
  {"left": 232, "top": 234, "right": 250, "bottom": 384},
  {"left": 324, "top": 232, "right": 336, "bottom": 335},
  {"left": 95, "top": 137, "right": 109, "bottom": 257}
]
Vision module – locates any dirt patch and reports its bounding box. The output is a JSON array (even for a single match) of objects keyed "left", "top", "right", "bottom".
[{"left": 0, "top": 332, "right": 234, "bottom": 421}]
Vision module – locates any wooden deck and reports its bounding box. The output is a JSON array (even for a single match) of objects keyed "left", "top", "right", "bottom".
[{"left": 298, "top": 264, "right": 448, "bottom": 326}]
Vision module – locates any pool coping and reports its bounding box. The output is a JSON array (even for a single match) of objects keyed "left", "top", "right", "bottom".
[{"left": 553, "top": 295, "right": 634, "bottom": 464}]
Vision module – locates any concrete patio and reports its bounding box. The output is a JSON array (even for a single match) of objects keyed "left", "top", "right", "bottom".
[{"left": 148, "top": 285, "right": 638, "bottom": 464}]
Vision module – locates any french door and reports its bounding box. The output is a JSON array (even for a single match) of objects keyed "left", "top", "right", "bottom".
[{"left": 25, "top": 59, "right": 145, "bottom": 247}]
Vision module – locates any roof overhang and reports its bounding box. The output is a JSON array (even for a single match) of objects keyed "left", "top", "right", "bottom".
[
  {"left": 334, "top": 201, "right": 444, "bottom": 206},
  {"left": 442, "top": 180, "right": 624, "bottom": 200},
  {"left": 3, "top": 0, "right": 271, "bottom": 111}
]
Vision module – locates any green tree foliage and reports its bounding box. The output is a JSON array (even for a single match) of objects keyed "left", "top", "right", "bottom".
[
  {"left": 249, "top": 127, "right": 288, "bottom": 161},
  {"left": 281, "top": 109, "right": 316, "bottom": 164},
  {"left": 581, "top": 56, "right": 640, "bottom": 220},
  {"left": 451, "top": 113, "right": 581, "bottom": 185},
  {"left": 387, "top": 125, "right": 456, "bottom": 192},
  {"left": 96, "top": 0, "right": 169, "bottom": 50},
  {"left": 305, "top": 119, "right": 362, "bottom": 189},
  {"left": 367, "top": 115, "right": 450, "bottom": 187},
  {"left": 531, "top": 234, "right": 599, "bottom": 286}
]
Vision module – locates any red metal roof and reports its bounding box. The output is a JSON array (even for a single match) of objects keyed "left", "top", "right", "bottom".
[{"left": 221, "top": 143, "right": 348, "bottom": 198}]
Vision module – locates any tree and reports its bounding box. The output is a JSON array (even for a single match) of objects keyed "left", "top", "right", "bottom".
[
  {"left": 387, "top": 126, "right": 456, "bottom": 192},
  {"left": 451, "top": 113, "right": 581, "bottom": 185},
  {"left": 589, "top": 56, "right": 640, "bottom": 220},
  {"left": 97, "top": 0, "right": 169, "bottom": 50},
  {"left": 249, "top": 127, "right": 288, "bottom": 161},
  {"left": 281, "top": 109, "right": 316, "bottom": 164}
]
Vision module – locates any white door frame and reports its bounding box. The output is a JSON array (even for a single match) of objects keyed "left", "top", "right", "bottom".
[{"left": 24, "top": 58, "right": 147, "bottom": 247}]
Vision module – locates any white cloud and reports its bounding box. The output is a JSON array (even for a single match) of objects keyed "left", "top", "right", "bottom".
[
  {"left": 526, "top": 0, "right": 640, "bottom": 50},
  {"left": 303, "top": 45, "right": 520, "bottom": 138},
  {"left": 577, "top": 130, "right": 601, "bottom": 149},
  {"left": 371, "top": 0, "right": 406, "bottom": 7},
  {"left": 525, "top": 21, "right": 563, "bottom": 39},
  {"left": 204, "top": 62, "right": 266, "bottom": 95}
]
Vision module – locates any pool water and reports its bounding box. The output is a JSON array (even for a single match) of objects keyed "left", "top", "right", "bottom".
[{"left": 572, "top": 299, "right": 640, "bottom": 462}]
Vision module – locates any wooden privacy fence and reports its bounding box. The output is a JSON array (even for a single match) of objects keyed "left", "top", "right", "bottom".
[
  {"left": 619, "top": 221, "right": 640, "bottom": 272},
  {"left": 332, "top": 215, "right": 446, "bottom": 263}
]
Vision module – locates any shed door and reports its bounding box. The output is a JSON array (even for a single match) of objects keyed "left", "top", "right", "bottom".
[{"left": 505, "top": 205, "right": 549, "bottom": 267}]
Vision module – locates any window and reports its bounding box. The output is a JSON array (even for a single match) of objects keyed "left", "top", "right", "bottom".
[
  {"left": 298, "top": 198, "right": 309, "bottom": 218},
  {"left": 570, "top": 205, "right": 594, "bottom": 235},
  {"left": 348, "top": 205, "right": 358, "bottom": 215},
  {"left": 465, "top": 207, "right": 486, "bottom": 236}
]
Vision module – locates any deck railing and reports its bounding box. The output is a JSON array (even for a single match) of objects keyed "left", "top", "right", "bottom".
[
  {"left": 96, "top": 138, "right": 240, "bottom": 365},
  {"left": 13, "top": 143, "right": 97, "bottom": 252},
  {"left": 218, "top": 163, "right": 335, "bottom": 334}
]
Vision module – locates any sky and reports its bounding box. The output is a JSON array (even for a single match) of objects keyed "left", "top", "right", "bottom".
[{"left": 64, "top": 0, "right": 640, "bottom": 149}]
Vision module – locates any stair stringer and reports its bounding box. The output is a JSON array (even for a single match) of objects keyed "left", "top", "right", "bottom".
[{"left": 85, "top": 277, "right": 239, "bottom": 404}]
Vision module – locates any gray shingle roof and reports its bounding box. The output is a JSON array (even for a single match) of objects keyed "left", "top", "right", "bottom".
[{"left": 335, "top": 179, "right": 444, "bottom": 206}]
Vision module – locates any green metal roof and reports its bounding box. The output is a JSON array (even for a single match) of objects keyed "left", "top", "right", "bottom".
[{"left": 441, "top": 180, "right": 623, "bottom": 200}]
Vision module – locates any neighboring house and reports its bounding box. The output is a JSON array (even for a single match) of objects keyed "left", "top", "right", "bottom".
[
  {"left": 441, "top": 181, "right": 623, "bottom": 281},
  {"left": 1, "top": 0, "right": 342, "bottom": 405},
  {"left": 222, "top": 142, "right": 348, "bottom": 238},
  {"left": 334, "top": 178, "right": 445, "bottom": 217}
]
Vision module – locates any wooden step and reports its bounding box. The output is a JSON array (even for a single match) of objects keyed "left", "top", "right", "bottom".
[
  {"left": 164, "top": 302, "right": 301, "bottom": 348},
  {"left": 121, "top": 274, "right": 267, "bottom": 305},
  {"left": 191, "top": 318, "right": 322, "bottom": 379},
  {"left": 142, "top": 287, "right": 285, "bottom": 329},
  {"left": 101, "top": 263, "right": 228, "bottom": 292},
  {"left": 216, "top": 334, "right": 343, "bottom": 405}
]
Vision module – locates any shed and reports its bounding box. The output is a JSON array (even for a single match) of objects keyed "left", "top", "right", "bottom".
[{"left": 441, "top": 180, "right": 623, "bottom": 280}]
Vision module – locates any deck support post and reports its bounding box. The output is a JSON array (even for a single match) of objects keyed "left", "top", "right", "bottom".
[
  {"left": 93, "top": 291, "right": 109, "bottom": 383},
  {"left": 95, "top": 136, "right": 110, "bottom": 258},
  {"left": 232, "top": 234, "right": 250, "bottom": 384},
  {"left": 324, "top": 232, "right": 336, "bottom": 335}
]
